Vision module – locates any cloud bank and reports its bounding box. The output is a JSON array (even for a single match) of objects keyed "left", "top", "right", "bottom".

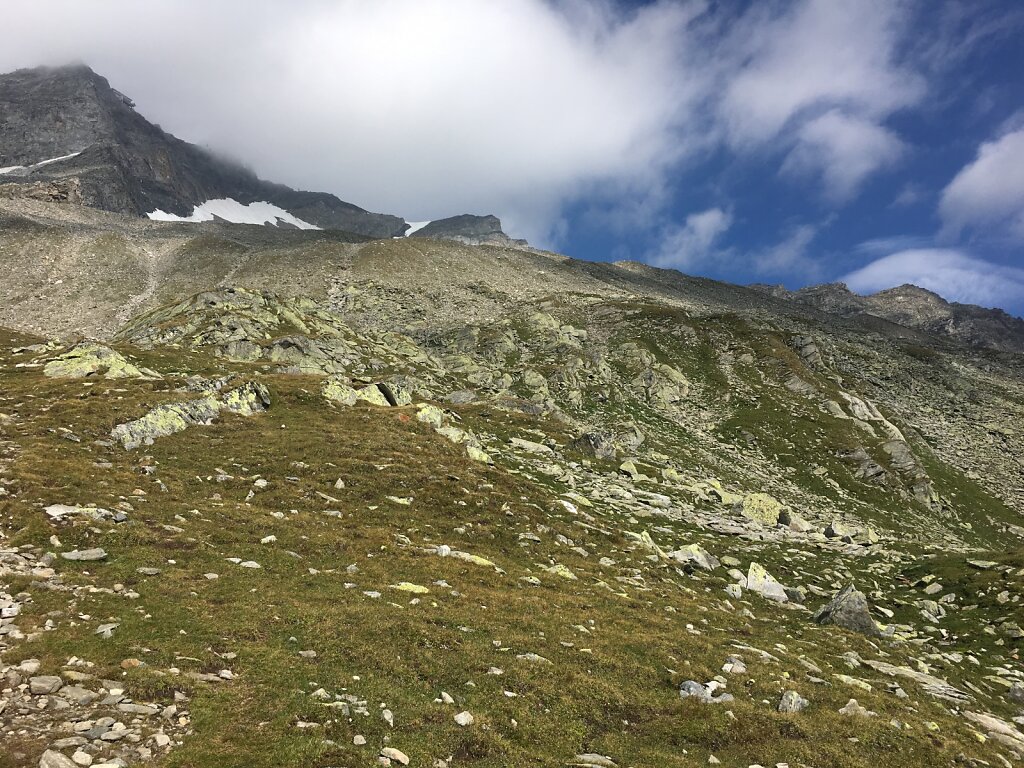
[
  {"left": 2, "top": 0, "right": 1018, "bottom": 316},
  {"left": 0, "top": 0, "right": 709, "bottom": 245},
  {"left": 0, "top": 0, "right": 934, "bottom": 249}
]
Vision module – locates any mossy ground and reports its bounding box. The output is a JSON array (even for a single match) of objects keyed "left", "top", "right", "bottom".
[{"left": 0, "top": 329, "right": 1019, "bottom": 768}]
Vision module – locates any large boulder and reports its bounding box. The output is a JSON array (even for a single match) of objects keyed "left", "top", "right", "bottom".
[
  {"left": 43, "top": 343, "right": 157, "bottom": 379},
  {"left": 322, "top": 376, "right": 359, "bottom": 406},
  {"left": 569, "top": 431, "right": 618, "bottom": 461},
  {"left": 668, "top": 544, "right": 720, "bottom": 571},
  {"left": 746, "top": 562, "right": 789, "bottom": 602},
  {"left": 813, "top": 584, "right": 881, "bottom": 636},
  {"left": 738, "top": 493, "right": 785, "bottom": 526}
]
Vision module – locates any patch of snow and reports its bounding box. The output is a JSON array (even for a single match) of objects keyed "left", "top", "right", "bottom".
[
  {"left": 146, "top": 198, "right": 320, "bottom": 230},
  {"left": 32, "top": 151, "right": 82, "bottom": 168},
  {"left": 404, "top": 220, "right": 431, "bottom": 236},
  {"left": 0, "top": 151, "right": 82, "bottom": 176}
]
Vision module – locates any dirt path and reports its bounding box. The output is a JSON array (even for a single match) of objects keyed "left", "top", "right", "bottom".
[{"left": 114, "top": 242, "right": 159, "bottom": 330}]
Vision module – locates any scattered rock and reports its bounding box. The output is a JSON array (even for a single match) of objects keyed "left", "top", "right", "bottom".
[
  {"left": 60, "top": 548, "right": 108, "bottom": 562},
  {"left": 838, "top": 698, "right": 875, "bottom": 717},
  {"left": 813, "top": 585, "right": 880, "bottom": 637},
  {"left": 778, "top": 690, "right": 809, "bottom": 713},
  {"left": 746, "top": 562, "right": 788, "bottom": 602},
  {"left": 43, "top": 343, "right": 157, "bottom": 380},
  {"left": 380, "top": 747, "right": 410, "bottom": 765},
  {"left": 112, "top": 381, "right": 271, "bottom": 450}
]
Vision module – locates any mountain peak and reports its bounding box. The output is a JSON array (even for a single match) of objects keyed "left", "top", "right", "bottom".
[
  {"left": 762, "top": 279, "right": 1024, "bottom": 353},
  {"left": 1, "top": 64, "right": 529, "bottom": 245},
  {"left": 408, "top": 214, "right": 525, "bottom": 246},
  {"left": 0, "top": 64, "right": 409, "bottom": 237},
  {"left": 870, "top": 283, "right": 946, "bottom": 303}
]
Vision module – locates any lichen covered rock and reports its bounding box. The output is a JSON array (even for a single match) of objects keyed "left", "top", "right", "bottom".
[
  {"left": 739, "top": 493, "right": 786, "bottom": 527},
  {"left": 43, "top": 343, "right": 157, "bottom": 379},
  {"left": 112, "top": 381, "right": 270, "bottom": 449}
]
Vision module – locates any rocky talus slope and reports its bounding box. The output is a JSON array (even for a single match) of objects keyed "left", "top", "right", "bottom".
[{"left": 0, "top": 198, "right": 1022, "bottom": 768}]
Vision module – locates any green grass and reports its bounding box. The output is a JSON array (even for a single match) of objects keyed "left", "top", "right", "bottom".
[{"left": 1, "top": 325, "right": 1021, "bottom": 768}]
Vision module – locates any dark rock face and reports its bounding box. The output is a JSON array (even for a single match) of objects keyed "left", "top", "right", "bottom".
[
  {"left": 412, "top": 214, "right": 525, "bottom": 246},
  {"left": 0, "top": 65, "right": 406, "bottom": 237},
  {"left": 813, "top": 584, "right": 880, "bottom": 637},
  {"left": 757, "top": 282, "right": 1024, "bottom": 354},
  {"left": 0, "top": 178, "right": 82, "bottom": 203},
  {"left": 569, "top": 431, "right": 618, "bottom": 461}
]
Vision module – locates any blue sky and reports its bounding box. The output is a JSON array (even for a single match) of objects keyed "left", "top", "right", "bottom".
[
  {"left": 3, "top": 0, "right": 1024, "bottom": 315},
  {"left": 564, "top": 0, "right": 1024, "bottom": 315}
]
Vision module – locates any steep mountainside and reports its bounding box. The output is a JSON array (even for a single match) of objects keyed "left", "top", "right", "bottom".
[
  {"left": 757, "top": 282, "right": 1024, "bottom": 354},
  {"left": 0, "top": 65, "right": 408, "bottom": 236},
  {"left": 0, "top": 195, "right": 1022, "bottom": 767}
]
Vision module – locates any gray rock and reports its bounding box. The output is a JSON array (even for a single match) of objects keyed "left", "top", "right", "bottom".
[
  {"left": 778, "top": 690, "right": 809, "bottom": 713},
  {"left": 813, "top": 584, "right": 881, "bottom": 637},
  {"left": 679, "top": 680, "right": 733, "bottom": 704},
  {"left": 668, "top": 543, "right": 720, "bottom": 571},
  {"left": 1008, "top": 683, "right": 1024, "bottom": 705},
  {"left": 49, "top": 737, "right": 87, "bottom": 749},
  {"left": 30, "top": 675, "right": 63, "bottom": 694},
  {"left": 39, "top": 750, "right": 79, "bottom": 768},
  {"left": 572, "top": 755, "right": 618, "bottom": 768},
  {"left": 111, "top": 381, "right": 271, "bottom": 450},
  {"left": 60, "top": 685, "right": 98, "bottom": 705},
  {"left": 569, "top": 431, "right": 618, "bottom": 461},
  {"left": 410, "top": 214, "right": 524, "bottom": 246},
  {"left": 118, "top": 702, "right": 160, "bottom": 715},
  {"left": 60, "top": 548, "right": 108, "bottom": 562},
  {"left": 746, "top": 562, "right": 788, "bottom": 602},
  {"left": 838, "top": 698, "right": 875, "bottom": 717}
]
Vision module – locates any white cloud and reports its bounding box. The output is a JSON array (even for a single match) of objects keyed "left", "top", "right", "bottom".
[
  {"left": 721, "top": 0, "right": 923, "bottom": 145},
  {"left": 720, "top": 0, "right": 922, "bottom": 199},
  {"left": 0, "top": 1, "right": 961, "bottom": 257},
  {"left": 781, "top": 110, "right": 905, "bottom": 201},
  {"left": 843, "top": 249, "right": 1024, "bottom": 310},
  {"left": 649, "top": 207, "right": 732, "bottom": 269},
  {"left": 939, "top": 128, "right": 1024, "bottom": 240},
  {"left": 0, "top": 0, "right": 710, "bottom": 246},
  {"left": 890, "top": 182, "right": 926, "bottom": 208},
  {"left": 753, "top": 224, "right": 819, "bottom": 275}
]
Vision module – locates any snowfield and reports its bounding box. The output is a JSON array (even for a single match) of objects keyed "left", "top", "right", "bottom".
[
  {"left": 146, "top": 198, "right": 321, "bottom": 230},
  {"left": 0, "top": 151, "right": 82, "bottom": 175},
  {"left": 403, "top": 220, "right": 431, "bottom": 236}
]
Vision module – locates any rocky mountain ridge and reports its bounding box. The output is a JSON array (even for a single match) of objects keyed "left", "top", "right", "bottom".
[{"left": 755, "top": 282, "right": 1024, "bottom": 354}]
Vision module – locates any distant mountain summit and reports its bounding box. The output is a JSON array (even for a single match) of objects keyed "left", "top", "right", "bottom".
[
  {"left": 755, "top": 281, "right": 1024, "bottom": 353},
  {"left": 409, "top": 214, "right": 527, "bottom": 246},
  {"left": 0, "top": 64, "right": 521, "bottom": 244}
]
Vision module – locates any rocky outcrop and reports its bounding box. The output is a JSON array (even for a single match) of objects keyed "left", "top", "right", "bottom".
[
  {"left": 111, "top": 381, "right": 270, "bottom": 449},
  {"left": 0, "top": 178, "right": 82, "bottom": 203},
  {"left": 43, "top": 343, "right": 157, "bottom": 379},
  {"left": 410, "top": 214, "right": 526, "bottom": 246}
]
